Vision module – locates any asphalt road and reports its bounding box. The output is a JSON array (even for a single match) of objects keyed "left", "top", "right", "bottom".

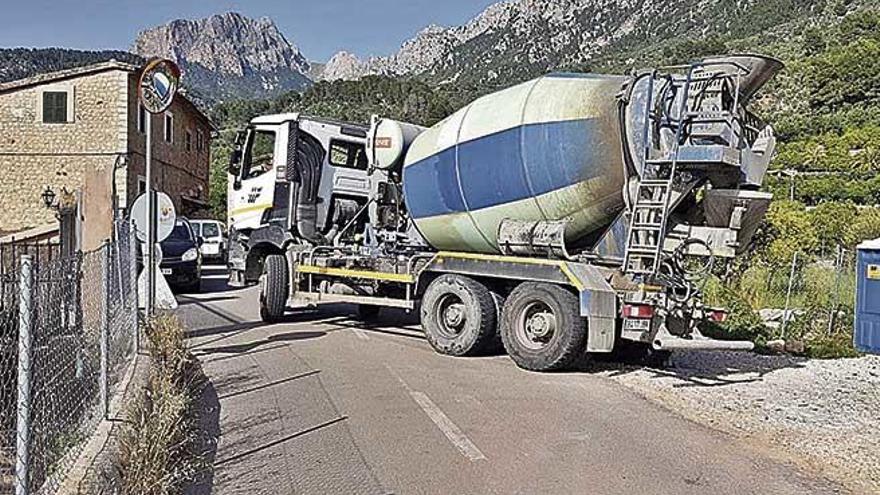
[{"left": 177, "top": 266, "right": 842, "bottom": 495}]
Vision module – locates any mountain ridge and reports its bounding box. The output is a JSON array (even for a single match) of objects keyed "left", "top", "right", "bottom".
[{"left": 132, "top": 12, "right": 312, "bottom": 101}]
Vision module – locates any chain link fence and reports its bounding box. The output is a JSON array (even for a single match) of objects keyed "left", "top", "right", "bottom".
[
  {"left": 706, "top": 245, "right": 859, "bottom": 355},
  {"left": 775, "top": 247, "right": 858, "bottom": 342},
  {"left": 0, "top": 220, "right": 139, "bottom": 494}
]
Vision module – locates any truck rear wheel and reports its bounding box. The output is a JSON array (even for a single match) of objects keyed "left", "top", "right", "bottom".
[
  {"left": 260, "top": 254, "right": 289, "bottom": 323},
  {"left": 421, "top": 274, "right": 498, "bottom": 356},
  {"left": 500, "top": 282, "right": 587, "bottom": 371}
]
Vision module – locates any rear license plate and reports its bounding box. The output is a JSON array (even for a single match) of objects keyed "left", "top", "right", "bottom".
[
  {"left": 624, "top": 319, "right": 651, "bottom": 331},
  {"left": 161, "top": 268, "right": 172, "bottom": 275}
]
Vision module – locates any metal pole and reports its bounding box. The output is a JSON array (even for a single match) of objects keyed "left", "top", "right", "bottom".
[
  {"left": 130, "top": 221, "right": 139, "bottom": 354},
  {"left": 781, "top": 251, "right": 799, "bottom": 339},
  {"left": 827, "top": 245, "right": 844, "bottom": 335},
  {"left": 15, "top": 255, "right": 33, "bottom": 495},
  {"left": 145, "top": 113, "right": 154, "bottom": 319},
  {"left": 100, "top": 243, "right": 110, "bottom": 419}
]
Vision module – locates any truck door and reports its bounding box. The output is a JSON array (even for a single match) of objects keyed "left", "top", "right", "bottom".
[{"left": 228, "top": 125, "right": 283, "bottom": 231}]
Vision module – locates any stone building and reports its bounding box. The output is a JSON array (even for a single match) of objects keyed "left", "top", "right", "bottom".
[{"left": 0, "top": 60, "right": 212, "bottom": 249}]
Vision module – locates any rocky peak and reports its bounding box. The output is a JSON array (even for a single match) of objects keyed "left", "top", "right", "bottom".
[
  {"left": 133, "top": 12, "right": 310, "bottom": 76},
  {"left": 320, "top": 51, "right": 367, "bottom": 81},
  {"left": 132, "top": 12, "right": 312, "bottom": 99}
]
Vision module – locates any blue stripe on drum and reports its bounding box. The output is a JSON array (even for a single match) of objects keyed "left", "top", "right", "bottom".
[{"left": 404, "top": 118, "right": 604, "bottom": 219}]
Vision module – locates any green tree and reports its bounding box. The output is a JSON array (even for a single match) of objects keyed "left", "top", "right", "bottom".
[
  {"left": 762, "top": 200, "right": 819, "bottom": 267},
  {"left": 844, "top": 208, "right": 880, "bottom": 248},
  {"left": 809, "top": 201, "right": 857, "bottom": 254}
]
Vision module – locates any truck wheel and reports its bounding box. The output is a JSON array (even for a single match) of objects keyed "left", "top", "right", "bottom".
[
  {"left": 500, "top": 282, "right": 587, "bottom": 371},
  {"left": 421, "top": 274, "right": 498, "bottom": 356},
  {"left": 260, "top": 254, "right": 289, "bottom": 323},
  {"left": 485, "top": 290, "right": 506, "bottom": 354}
]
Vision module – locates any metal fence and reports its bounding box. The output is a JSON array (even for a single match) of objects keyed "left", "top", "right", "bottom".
[
  {"left": 776, "top": 247, "right": 857, "bottom": 340},
  {"left": 0, "top": 220, "right": 138, "bottom": 494}
]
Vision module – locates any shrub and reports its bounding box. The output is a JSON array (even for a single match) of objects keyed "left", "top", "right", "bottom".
[{"left": 117, "top": 315, "right": 206, "bottom": 495}]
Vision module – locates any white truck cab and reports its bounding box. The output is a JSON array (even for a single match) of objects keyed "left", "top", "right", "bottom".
[{"left": 226, "top": 113, "right": 371, "bottom": 286}]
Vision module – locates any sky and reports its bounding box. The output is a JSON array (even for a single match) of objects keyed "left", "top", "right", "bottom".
[{"left": 0, "top": 0, "right": 498, "bottom": 61}]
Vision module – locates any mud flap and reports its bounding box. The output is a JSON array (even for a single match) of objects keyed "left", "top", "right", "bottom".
[{"left": 579, "top": 290, "right": 616, "bottom": 352}]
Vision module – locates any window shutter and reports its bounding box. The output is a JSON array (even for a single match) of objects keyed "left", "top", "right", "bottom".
[{"left": 42, "top": 91, "right": 68, "bottom": 123}]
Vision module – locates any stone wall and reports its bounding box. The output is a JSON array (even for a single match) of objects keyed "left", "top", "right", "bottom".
[
  {"left": 0, "top": 70, "right": 128, "bottom": 235},
  {"left": 124, "top": 75, "right": 212, "bottom": 218}
]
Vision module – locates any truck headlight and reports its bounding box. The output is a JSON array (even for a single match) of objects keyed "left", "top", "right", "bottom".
[{"left": 182, "top": 248, "right": 198, "bottom": 262}]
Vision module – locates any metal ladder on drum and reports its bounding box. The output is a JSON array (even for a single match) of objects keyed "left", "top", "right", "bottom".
[{"left": 623, "top": 66, "right": 696, "bottom": 278}]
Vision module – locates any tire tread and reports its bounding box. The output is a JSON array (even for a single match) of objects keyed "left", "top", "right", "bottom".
[
  {"left": 501, "top": 282, "right": 586, "bottom": 371},
  {"left": 261, "top": 254, "right": 288, "bottom": 323}
]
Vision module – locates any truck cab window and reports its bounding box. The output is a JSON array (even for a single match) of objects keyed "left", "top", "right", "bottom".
[
  {"left": 241, "top": 130, "right": 277, "bottom": 180},
  {"left": 329, "top": 139, "right": 368, "bottom": 170}
]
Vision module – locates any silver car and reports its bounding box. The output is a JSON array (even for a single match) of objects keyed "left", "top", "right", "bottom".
[{"left": 190, "top": 219, "right": 227, "bottom": 263}]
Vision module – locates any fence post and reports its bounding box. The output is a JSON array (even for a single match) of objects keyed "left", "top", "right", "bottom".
[
  {"left": 827, "top": 245, "right": 845, "bottom": 335},
  {"left": 781, "top": 251, "right": 799, "bottom": 339},
  {"left": 129, "top": 225, "right": 139, "bottom": 355},
  {"left": 100, "top": 242, "right": 110, "bottom": 419},
  {"left": 15, "top": 255, "right": 33, "bottom": 495}
]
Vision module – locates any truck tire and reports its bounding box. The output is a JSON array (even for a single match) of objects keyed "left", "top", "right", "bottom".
[
  {"left": 500, "top": 282, "right": 587, "bottom": 371},
  {"left": 421, "top": 274, "right": 498, "bottom": 356},
  {"left": 485, "top": 289, "right": 506, "bottom": 354},
  {"left": 260, "top": 254, "right": 289, "bottom": 323}
]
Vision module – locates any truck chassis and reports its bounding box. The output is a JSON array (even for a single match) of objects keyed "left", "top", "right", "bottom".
[{"left": 258, "top": 245, "right": 750, "bottom": 371}]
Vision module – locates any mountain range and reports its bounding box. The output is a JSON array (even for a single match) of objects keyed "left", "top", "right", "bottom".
[{"left": 0, "top": 0, "right": 872, "bottom": 103}]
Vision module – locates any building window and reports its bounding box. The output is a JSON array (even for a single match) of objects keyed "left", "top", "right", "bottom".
[
  {"left": 164, "top": 112, "right": 174, "bottom": 143},
  {"left": 138, "top": 176, "right": 146, "bottom": 196},
  {"left": 185, "top": 129, "right": 193, "bottom": 152},
  {"left": 42, "top": 91, "right": 69, "bottom": 123},
  {"left": 196, "top": 129, "right": 205, "bottom": 153},
  {"left": 137, "top": 104, "right": 147, "bottom": 133}
]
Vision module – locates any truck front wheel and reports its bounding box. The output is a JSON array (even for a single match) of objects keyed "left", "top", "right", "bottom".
[
  {"left": 421, "top": 274, "right": 498, "bottom": 356},
  {"left": 500, "top": 282, "right": 587, "bottom": 371},
  {"left": 260, "top": 254, "right": 289, "bottom": 323}
]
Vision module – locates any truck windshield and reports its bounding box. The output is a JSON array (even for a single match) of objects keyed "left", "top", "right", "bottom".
[{"left": 240, "top": 129, "right": 277, "bottom": 180}]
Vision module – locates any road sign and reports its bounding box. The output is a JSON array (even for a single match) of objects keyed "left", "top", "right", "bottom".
[
  {"left": 138, "top": 57, "right": 181, "bottom": 319},
  {"left": 138, "top": 58, "right": 181, "bottom": 114},
  {"left": 131, "top": 192, "right": 176, "bottom": 243}
]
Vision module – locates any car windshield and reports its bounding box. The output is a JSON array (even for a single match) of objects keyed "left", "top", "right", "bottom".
[
  {"left": 166, "top": 223, "right": 193, "bottom": 242},
  {"left": 203, "top": 223, "right": 220, "bottom": 237},
  {"left": 191, "top": 223, "right": 202, "bottom": 236}
]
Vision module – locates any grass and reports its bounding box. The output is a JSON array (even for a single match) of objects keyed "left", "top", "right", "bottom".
[
  {"left": 702, "top": 260, "right": 861, "bottom": 358},
  {"left": 116, "top": 314, "right": 206, "bottom": 495}
]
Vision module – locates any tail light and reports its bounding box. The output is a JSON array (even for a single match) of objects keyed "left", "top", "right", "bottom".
[
  {"left": 708, "top": 309, "right": 729, "bottom": 323},
  {"left": 623, "top": 304, "right": 654, "bottom": 319}
]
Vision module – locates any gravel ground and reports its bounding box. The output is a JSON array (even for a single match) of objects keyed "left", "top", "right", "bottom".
[{"left": 598, "top": 351, "right": 880, "bottom": 494}]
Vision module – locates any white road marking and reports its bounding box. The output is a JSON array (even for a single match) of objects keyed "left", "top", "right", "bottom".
[
  {"left": 386, "top": 365, "right": 486, "bottom": 461},
  {"left": 352, "top": 328, "right": 371, "bottom": 341}
]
